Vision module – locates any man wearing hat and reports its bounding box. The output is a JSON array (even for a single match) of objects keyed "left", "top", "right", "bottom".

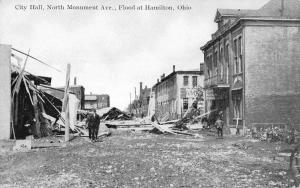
[{"left": 86, "top": 108, "right": 100, "bottom": 142}]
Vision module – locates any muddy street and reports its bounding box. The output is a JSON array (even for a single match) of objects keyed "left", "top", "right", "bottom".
[{"left": 0, "top": 130, "right": 289, "bottom": 188}]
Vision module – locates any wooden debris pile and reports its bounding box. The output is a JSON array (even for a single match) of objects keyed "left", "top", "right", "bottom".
[
  {"left": 100, "top": 107, "right": 131, "bottom": 121},
  {"left": 11, "top": 62, "right": 62, "bottom": 139}
]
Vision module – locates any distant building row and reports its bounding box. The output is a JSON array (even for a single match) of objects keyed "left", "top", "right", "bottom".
[{"left": 41, "top": 85, "right": 110, "bottom": 110}]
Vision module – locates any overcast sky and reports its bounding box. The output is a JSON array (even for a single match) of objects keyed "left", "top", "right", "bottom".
[{"left": 0, "top": 0, "right": 269, "bottom": 110}]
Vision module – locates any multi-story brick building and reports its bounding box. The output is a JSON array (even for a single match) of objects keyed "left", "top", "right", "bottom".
[
  {"left": 201, "top": 0, "right": 300, "bottom": 131},
  {"left": 84, "top": 94, "right": 110, "bottom": 110},
  {"left": 152, "top": 65, "right": 204, "bottom": 120}
]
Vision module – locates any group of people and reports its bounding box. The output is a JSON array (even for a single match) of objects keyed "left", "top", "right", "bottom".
[{"left": 86, "top": 109, "right": 100, "bottom": 142}]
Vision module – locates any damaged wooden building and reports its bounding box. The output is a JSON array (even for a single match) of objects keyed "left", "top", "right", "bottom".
[{"left": 0, "top": 44, "right": 82, "bottom": 140}]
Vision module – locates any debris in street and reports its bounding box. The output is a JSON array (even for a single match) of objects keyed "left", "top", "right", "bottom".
[
  {"left": 232, "top": 142, "right": 254, "bottom": 150},
  {"left": 0, "top": 130, "right": 290, "bottom": 187},
  {"left": 98, "top": 107, "right": 131, "bottom": 121},
  {"left": 13, "top": 140, "right": 31, "bottom": 151}
]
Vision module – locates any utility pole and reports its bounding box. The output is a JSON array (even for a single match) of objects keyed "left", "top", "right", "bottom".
[
  {"left": 130, "top": 93, "right": 132, "bottom": 114},
  {"left": 62, "top": 64, "right": 70, "bottom": 142},
  {"left": 280, "top": 0, "right": 284, "bottom": 17}
]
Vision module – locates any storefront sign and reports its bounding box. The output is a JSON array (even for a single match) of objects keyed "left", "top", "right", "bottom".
[
  {"left": 180, "top": 88, "right": 198, "bottom": 99},
  {"left": 206, "top": 89, "right": 215, "bottom": 100}
]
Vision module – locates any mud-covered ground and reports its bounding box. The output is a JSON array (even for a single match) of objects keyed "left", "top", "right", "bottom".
[{"left": 0, "top": 128, "right": 291, "bottom": 188}]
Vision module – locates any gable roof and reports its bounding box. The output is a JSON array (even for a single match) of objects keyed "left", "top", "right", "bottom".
[{"left": 215, "top": 9, "right": 255, "bottom": 22}]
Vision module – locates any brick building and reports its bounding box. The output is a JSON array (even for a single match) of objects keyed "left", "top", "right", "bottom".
[
  {"left": 84, "top": 94, "right": 110, "bottom": 110},
  {"left": 201, "top": 0, "right": 300, "bottom": 131},
  {"left": 130, "top": 82, "right": 151, "bottom": 118},
  {"left": 152, "top": 65, "right": 204, "bottom": 120}
]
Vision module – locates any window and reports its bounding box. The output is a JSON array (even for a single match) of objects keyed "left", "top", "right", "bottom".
[
  {"left": 220, "top": 48, "right": 224, "bottom": 80},
  {"left": 233, "top": 36, "right": 242, "bottom": 74},
  {"left": 234, "top": 39, "right": 238, "bottom": 74},
  {"left": 214, "top": 51, "right": 218, "bottom": 75},
  {"left": 225, "top": 44, "right": 229, "bottom": 82},
  {"left": 183, "top": 98, "right": 188, "bottom": 110},
  {"left": 192, "top": 76, "right": 197, "bottom": 87},
  {"left": 233, "top": 93, "right": 242, "bottom": 119},
  {"left": 183, "top": 76, "right": 189, "bottom": 86},
  {"left": 238, "top": 36, "right": 242, "bottom": 73}
]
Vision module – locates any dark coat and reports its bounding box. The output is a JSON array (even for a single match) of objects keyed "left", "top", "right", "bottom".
[
  {"left": 86, "top": 113, "right": 100, "bottom": 128},
  {"left": 215, "top": 119, "right": 224, "bottom": 129}
]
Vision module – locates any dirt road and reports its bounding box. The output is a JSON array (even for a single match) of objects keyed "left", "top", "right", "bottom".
[{"left": 0, "top": 130, "right": 289, "bottom": 187}]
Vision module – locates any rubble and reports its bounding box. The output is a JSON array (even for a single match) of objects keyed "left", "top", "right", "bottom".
[{"left": 98, "top": 107, "right": 131, "bottom": 121}]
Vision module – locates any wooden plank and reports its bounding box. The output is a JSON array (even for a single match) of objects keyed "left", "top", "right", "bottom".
[
  {"left": 63, "top": 64, "right": 71, "bottom": 142},
  {"left": 152, "top": 122, "right": 176, "bottom": 135},
  {"left": 117, "top": 127, "right": 153, "bottom": 131},
  {"left": 33, "top": 91, "right": 41, "bottom": 138},
  {"left": 105, "top": 123, "right": 151, "bottom": 127},
  {"left": 172, "top": 130, "right": 195, "bottom": 136},
  {"left": 160, "top": 119, "right": 180, "bottom": 125},
  {"left": 194, "top": 110, "right": 217, "bottom": 120}
]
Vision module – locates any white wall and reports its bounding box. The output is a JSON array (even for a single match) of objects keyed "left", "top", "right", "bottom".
[
  {"left": 176, "top": 73, "right": 204, "bottom": 116},
  {"left": 0, "top": 44, "right": 11, "bottom": 140}
]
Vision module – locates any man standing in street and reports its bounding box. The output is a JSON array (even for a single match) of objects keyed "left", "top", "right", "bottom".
[
  {"left": 86, "top": 109, "right": 100, "bottom": 142},
  {"left": 215, "top": 116, "right": 224, "bottom": 139}
]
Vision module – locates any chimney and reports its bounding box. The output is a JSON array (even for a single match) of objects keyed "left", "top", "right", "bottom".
[
  {"left": 74, "top": 77, "right": 77, "bottom": 85},
  {"left": 140, "top": 82, "right": 143, "bottom": 97},
  {"left": 157, "top": 78, "right": 159, "bottom": 83},
  {"left": 135, "top": 87, "right": 137, "bottom": 99},
  {"left": 280, "top": 0, "right": 284, "bottom": 17},
  {"left": 90, "top": 92, "right": 92, "bottom": 95},
  {"left": 173, "top": 65, "right": 175, "bottom": 72},
  {"left": 200, "top": 63, "right": 204, "bottom": 72}
]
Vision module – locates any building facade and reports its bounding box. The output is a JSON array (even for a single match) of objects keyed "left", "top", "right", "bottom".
[
  {"left": 153, "top": 65, "right": 204, "bottom": 120},
  {"left": 0, "top": 44, "right": 11, "bottom": 139},
  {"left": 84, "top": 94, "right": 110, "bottom": 110},
  {"left": 201, "top": 0, "right": 300, "bottom": 130}
]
